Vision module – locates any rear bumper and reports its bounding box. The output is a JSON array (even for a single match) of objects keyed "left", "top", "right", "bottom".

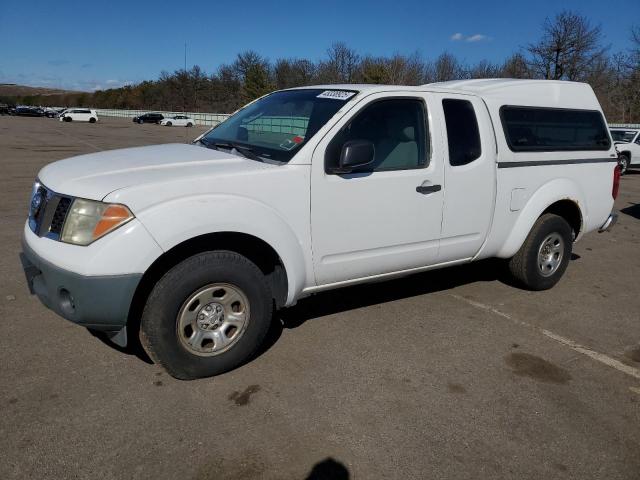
[
  {"left": 598, "top": 211, "right": 618, "bottom": 233},
  {"left": 20, "top": 240, "right": 141, "bottom": 345}
]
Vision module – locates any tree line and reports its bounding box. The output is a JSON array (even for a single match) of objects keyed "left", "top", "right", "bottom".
[{"left": 7, "top": 11, "right": 640, "bottom": 123}]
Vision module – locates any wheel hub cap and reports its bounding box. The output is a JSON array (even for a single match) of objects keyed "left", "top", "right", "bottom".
[
  {"left": 177, "top": 283, "right": 250, "bottom": 356},
  {"left": 196, "top": 302, "right": 224, "bottom": 330},
  {"left": 537, "top": 233, "right": 564, "bottom": 277}
]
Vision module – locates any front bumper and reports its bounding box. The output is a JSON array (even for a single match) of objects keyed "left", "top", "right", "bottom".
[
  {"left": 598, "top": 211, "right": 618, "bottom": 233},
  {"left": 20, "top": 240, "right": 142, "bottom": 346}
]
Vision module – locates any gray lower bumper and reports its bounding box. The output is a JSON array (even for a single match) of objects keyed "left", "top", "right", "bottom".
[
  {"left": 20, "top": 241, "right": 142, "bottom": 346},
  {"left": 598, "top": 212, "right": 618, "bottom": 233}
]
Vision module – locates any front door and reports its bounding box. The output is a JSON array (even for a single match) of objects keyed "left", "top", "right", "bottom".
[{"left": 310, "top": 92, "right": 445, "bottom": 286}]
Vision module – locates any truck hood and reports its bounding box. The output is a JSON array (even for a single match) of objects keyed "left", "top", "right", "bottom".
[{"left": 38, "top": 143, "right": 274, "bottom": 200}]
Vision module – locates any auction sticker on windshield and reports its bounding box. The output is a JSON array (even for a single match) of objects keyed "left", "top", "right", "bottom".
[{"left": 317, "top": 90, "right": 356, "bottom": 100}]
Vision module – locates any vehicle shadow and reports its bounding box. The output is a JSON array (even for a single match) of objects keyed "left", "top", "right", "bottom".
[
  {"left": 255, "top": 258, "right": 516, "bottom": 360},
  {"left": 621, "top": 203, "right": 640, "bottom": 220},
  {"left": 92, "top": 255, "right": 581, "bottom": 371}
]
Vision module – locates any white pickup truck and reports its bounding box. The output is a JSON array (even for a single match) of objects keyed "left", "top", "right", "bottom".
[
  {"left": 21, "top": 79, "right": 620, "bottom": 379},
  {"left": 610, "top": 127, "right": 640, "bottom": 174}
]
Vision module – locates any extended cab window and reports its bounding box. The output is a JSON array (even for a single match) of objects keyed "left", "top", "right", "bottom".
[
  {"left": 442, "top": 99, "right": 481, "bottom": 166},
  {"left": 325, "top": 98, "right": 428, "bottom": 173},
  {"left": 501, "top": 106, "right": 610, "bottom": 151}
]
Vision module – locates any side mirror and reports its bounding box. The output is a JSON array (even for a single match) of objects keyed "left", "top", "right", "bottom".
[{"left": 333, "top": 140, "right": 375, "bottom": 174}]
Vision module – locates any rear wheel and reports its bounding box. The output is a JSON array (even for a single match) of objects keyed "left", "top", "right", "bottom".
[
  {"left": 64, "top": 116, "right": 72, "bottom": 122},
  {"left": 140, "top": 251, "right": 273, "bottom": 380},
  {"left": 186, "top": 122, "right": 193, "bottom": 127},
  {"left": 508, "top": 213, "right": 573, "bottom": 291},
  {"left": 166, "top": 121, "right": 172, "bottom": 126},
  {"left": 89, "top": 117, "right": 96, "bottom": 123},
  {"left": 619, "top": 154, "right": 629, "bottom": 175}
]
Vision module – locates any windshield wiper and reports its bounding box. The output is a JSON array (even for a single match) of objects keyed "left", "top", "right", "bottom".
[{"left": 203, "top": 139, "right": 266, "bottom": 162}]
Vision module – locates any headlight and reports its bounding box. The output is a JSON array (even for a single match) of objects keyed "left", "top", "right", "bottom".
[{"left": 61, "top": 198, "right": 134, "bottom": 246}]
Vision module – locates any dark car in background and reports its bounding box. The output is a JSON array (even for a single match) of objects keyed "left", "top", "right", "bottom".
[
  {"left": 132, "top": 112, "right": 164, "bottom": 124},
  {"left": 44, "top": 108, "right": 66, "bottom": 118},
  {"left": 15, "top": 106, "right": 44, "bottom": 117}
]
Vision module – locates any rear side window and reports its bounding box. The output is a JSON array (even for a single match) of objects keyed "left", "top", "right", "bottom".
[
  {"left": 501, "top": 106, "right": 611, "bottom": 152},
  {"left": 442, "top": 99, "right": 482, "bottom": 166}
]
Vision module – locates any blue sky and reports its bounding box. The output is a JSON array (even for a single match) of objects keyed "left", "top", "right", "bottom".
[{"left": 1, "top": 0, "right": 637, "bottom": 91}]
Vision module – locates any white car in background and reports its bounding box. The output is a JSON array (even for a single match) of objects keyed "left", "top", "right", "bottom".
[
  {"left": 59, "top": 109, "right": 98, "bottom": 123},
  {"left": 610, "top": 128, "right": 640, "bottom": 174},
  {"left": 160, "top": 115, "right": 194, "bottom": 127}
]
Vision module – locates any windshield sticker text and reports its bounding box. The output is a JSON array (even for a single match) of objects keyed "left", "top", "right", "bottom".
[{"left": 317, "top": 90, "right": 356, "bottom": 101}]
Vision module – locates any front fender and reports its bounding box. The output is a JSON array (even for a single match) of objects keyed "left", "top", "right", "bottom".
[
  {"left": 496, "top": 178, "right": 586, "bottom": 259},
  {"left": 135, "top": 194, "right": 308, "bottom": 305}
]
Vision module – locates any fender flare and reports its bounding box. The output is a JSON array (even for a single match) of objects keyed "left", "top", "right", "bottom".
[
  {"left": 136, "top": 194, "right": 308, "bottom": 305},
  {"left": 496, "top": 178, "right": 586, "bottom": 259}
]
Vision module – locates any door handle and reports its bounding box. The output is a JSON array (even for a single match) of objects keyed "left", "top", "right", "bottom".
[{"left": 416, "top": 184, "right": 441, "bottom": 194}]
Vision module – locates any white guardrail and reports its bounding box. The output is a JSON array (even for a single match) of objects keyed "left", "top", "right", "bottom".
[
  {"left": 93, "top": 110, "right": 640, "bottom": 130},
  {"left": 94, "top": 109, "right": 231, "bottom": 127}
]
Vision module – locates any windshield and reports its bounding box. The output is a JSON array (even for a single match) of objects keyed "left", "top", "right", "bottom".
[
  {"left": 610, "top": 130, "right": 638, "bottom": 142},
  {"left": 200, "top": 88, "right": 358, "bottom": 162}
]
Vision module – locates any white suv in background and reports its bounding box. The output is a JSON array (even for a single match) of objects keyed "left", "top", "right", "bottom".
[
  {"left": 610, "top": 128, "right": 640, "bottom": 174},
  {"left": 59, "top": 109, "right": 98, "bottom": 123},
  {"left": 160, "top": 115, "right": 194, "bottom": 127}
]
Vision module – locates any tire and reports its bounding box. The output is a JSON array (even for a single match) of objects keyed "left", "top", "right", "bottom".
[
  {"left": 166, "top": 121, "right": 172, "bottom": 126},
  {"left": 140, "top": 251, "right": 273, "bottom": 380},
  {"left": 138, "top": 119, "right": 144, "bottom": 124},
  {"left": 619, "top": 154, "right": 629, "bottom": 175},
  {"left": 508, "top": 213, "right": 573, "bottom": 291},
  {"left": 186, "top": 122, "right": 193, "bottom": 127},
  {"left": 89, "top": 117, "right": 96, "bottom": 123},
  {"left": 64, "top": 116, "right": 72, "bottom": 122}
]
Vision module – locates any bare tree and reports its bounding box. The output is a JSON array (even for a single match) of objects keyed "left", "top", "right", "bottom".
[
  {"left": 469, "top": 60, "right": 501, "bottom": 79},
  {"left": 317, "top": 42, "right": 360, "bottom": 83},
  {"left": 424, "top": 52, "right": 467, "bottom": 83},
  {"left": 274, "top": 58, "right": 315, "bottom": 89},
  {"left": 527, "top": 11, "right": 607, "bottom": 80},
  {"left": 501, "top": 53, "right": 531, "bottom": 78}
]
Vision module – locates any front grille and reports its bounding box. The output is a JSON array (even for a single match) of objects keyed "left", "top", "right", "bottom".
[
  {"left": 28, "top": 181, "right": 73, "bottom": 241},
  {"left": 50, "top": 197, "right": 71, "bottom": 235}
]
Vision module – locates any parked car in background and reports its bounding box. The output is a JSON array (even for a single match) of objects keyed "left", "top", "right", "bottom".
[
  {"left": 59, "top": 109, "right": 98, "bottom": 123},
  {"left": 610, "top": 128, "right": 640, "bottom": 174},
  {"left": 0, "top": 103, "right": 10, "bottom": 115},
  {"left": 44, "top": 108, "right": 66, "bottom": 118},
  {"left": 160, "top": 115, "right": 194, "bottom": 127},
  {"left": 15, "top": 106, "right": 44, "bottom": 117},
  {"left": 133, "top": 112, "right": 164, "bottom": 124}
]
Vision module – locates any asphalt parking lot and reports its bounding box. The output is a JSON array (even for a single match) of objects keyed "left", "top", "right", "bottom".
[{"left": 1, "top": 115, "right": 639, "bottom": 480}]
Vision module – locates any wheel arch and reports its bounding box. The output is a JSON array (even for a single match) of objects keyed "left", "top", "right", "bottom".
[
  {"left": 496, "top": 179, "right": 586, "bottom": 259},
  {"left": 127, "top": 231, "right": 289, "bottom": 336}
]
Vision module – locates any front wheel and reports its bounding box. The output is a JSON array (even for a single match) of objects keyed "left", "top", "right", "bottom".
[
  {"left": 508, "top": 213, "right": 573, "bottom": 291},
  {"left": 165, "top": 121, "right": 172, "bottom": 126},
  {"left": 140, "top": 251, "right": 273, "bottom": 380}
]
